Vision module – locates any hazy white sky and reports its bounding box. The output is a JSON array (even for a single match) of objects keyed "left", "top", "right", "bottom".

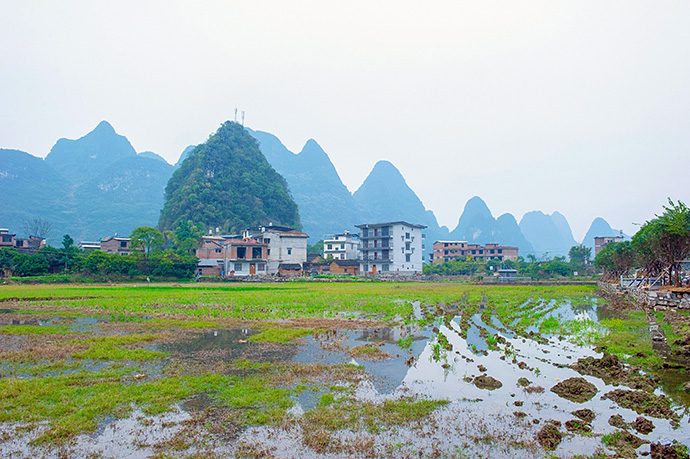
[{"left": 2, "top": 1, "right": 688, "bottom": 240}]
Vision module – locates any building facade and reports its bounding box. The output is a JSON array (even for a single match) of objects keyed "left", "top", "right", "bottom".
[
  {"left": 243, "top": 224, "right": 308, "bottom": 274},
  {"left": 432, "top": 241, "right": 519, "bottom": 263},
  {"left": 323, "top": 231, "right": 360, "bottom": 260},
  {"left": 195, "top": 236, "right": 269, "bottom": 277},
  {"left": 594, "top": 236, "right": 624, "bottom": 256},
  {"left": 356, "top": 221, "right": 426, "bottom": 275},
  {"left": 100, "top": 237, "right": 133, "bottom": 255}
]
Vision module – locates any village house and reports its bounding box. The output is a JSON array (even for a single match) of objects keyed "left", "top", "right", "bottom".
[
  {"left": 323, "top": 231, "right": 360, "bottom": 260},
  {"left": 329, "top": 259, "right": 360, "bottom": 276},
  {"left": 100, "top": 236, "right": 133, "bottom": 255},
  {"left": 195, "top": 236, "right": 268, "bottom": 277},
  {"left": 594, "top": 236, "right": 624, "bottom": 256},
  {"left": 243, "top": 224, "right": 308, "bottom": 275},
  {"left": 0, "top": 229, "right": 15, "bottom": 248},
  {"left": 431, "top": 241, "right": 519, "bottom": 263},
  {"left": 78, "top": 241, "right": 101, "bottom": 251},
  {"left": 356, "top": 221, "right": 426, "bottom": 275}
]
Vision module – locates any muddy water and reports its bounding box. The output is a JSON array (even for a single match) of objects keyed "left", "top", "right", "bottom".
[{"left": 3, "top": 298, "right": 689, "bottom": 458}]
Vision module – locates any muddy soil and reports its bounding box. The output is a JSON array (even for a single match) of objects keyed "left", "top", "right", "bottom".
[
  {"left": 573, "top": 352, "right": 659, "bottom": 391},
  {"left": 550, "top": 377, "right": 597, "bottom": 403},
  {"left": 631, "top": 416, "right": 655, "bottom": 434},
  {"left": 572, "top": 408, "right": 595, "bottom": 423},
  {"left": 604, "top": 389, "right": 680, "bottom": 423},
  {"left": 536, "top": 423, "right": 563, "bottom": 451},
  {"left": 472, "top": 375, "right": 503, "bottom": 390},
  {"left": 650, "top": 441, "right": 690, "bottom": 459}
]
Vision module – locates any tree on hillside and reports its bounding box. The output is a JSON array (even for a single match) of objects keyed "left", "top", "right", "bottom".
[{"left": 130, "top": 226, "right": 165, "bottom": 255}]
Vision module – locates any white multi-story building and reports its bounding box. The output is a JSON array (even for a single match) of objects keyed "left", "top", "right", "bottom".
[
  {"left": 243, "top": 224, "right": 308, "bottom": 274},
  {"left": 356, "top": 221, "right": 426, "bottom": 275},
  {"left": 323, "top": 231, "right": 360, "bottom": 260}
]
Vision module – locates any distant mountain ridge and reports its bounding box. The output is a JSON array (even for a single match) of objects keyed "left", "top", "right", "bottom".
[
  {"left": 2, "top": 122, "right": 174, "bottom": 241},
  {"left": 519, "top": 210, "right": 577, "bottom": 258},
  {"left": 1, "top": 120, "right": 623, "bottom": 259},
  {"left": 449, "top": 196, "right": 535, "bottom": 255}
]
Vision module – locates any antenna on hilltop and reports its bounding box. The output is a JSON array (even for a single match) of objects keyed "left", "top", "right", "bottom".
[
  {"left": 234, "top": 108, "right": 238, "bottom": 122},
  {"left": 241, "top": 111, "right": 245, "bottom": 126}
]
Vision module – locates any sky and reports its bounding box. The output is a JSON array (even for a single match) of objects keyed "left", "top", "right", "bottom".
[{"left": 1, "top": 1, "right": 689, "bottom": 241}]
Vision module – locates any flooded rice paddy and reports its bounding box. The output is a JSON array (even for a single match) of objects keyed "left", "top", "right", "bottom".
[{"left": 0, "top": 285, "right": 689, "bottom": 458}]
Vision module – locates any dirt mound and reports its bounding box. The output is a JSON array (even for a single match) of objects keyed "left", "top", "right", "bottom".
[
  {"left": 608, "top": 414, "right": 628, "bottom": 429},
  {"left": 604, "top": 389, "right": 679, "bottom": 422},
  {"left": 571, "top": 408, "right": 595, "bottom": 423},
  {"left": 650, "top": 442, "right": 690, "bottom": 459},
  {"left": 573, "top": 352, "right": 658, "bottom": 391},
  {"left": 606, "top": 430, "right": 647, "bottom": 456},
  {"left": 632, "top": 416, "right": 655, "bottom": 434},
  {"left": 536, "top": 423, "right": 563, "bottom": 451},
  {"left": 550, "top": 377, "right": 597, "bottom": 403},
  {"left": 565, "top": 419, "right": 591, "bottom": 435},
  {"left": 473, "top": 375, "right": 503, "bottom": 390}
]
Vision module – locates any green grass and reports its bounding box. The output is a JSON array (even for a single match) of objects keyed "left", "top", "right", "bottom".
[
  {"left": 247, "top": 327, "right": 314, "bottom": 343},
  {"left": 0, "top": 324, "right": 79, "bottom": 335},
  {"left": 70, "top": 334, "right": 165, "bottom": 361}
]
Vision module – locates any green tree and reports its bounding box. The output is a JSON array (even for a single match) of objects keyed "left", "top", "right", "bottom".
[
  {"left": 568, "top": 244, "right": 591, "bottom": 267},
  {"left": 62, "top": 234, "right": 75, "bottom": 251},
  {"left": 595, "top": 241, "right": 634, "bottom": 280},
  {"left": 130, "top": 226, "right": 165, "bottom": 255},
  {"left": 173, "top": 220, "right": 204, "bottom": 255}
]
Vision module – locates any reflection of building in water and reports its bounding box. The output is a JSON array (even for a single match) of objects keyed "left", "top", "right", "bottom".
[{"left": 357, "top": 324, "right": 424, "bottom": 343}]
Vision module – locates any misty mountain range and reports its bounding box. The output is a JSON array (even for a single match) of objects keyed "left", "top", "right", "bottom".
[{"left": 0, "top": 121, "right": 624, "bottom": 258}]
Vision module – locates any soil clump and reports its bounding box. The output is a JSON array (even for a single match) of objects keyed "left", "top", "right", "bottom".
[
  {"left": 632, "top": 416, "right": 655, "bottom": 434},
  {"left": 536, "top": 423, "right": 563, "bottom": 451},
  {"left": 650, "top": 442, "right": 690, "bottom": 459},
  {"left": 550, "top": 377, "right": 597, "bottom": 403},
  {"left": 572, "top": 408, "right": 595, "bottom": 423},
  {"left": 573, "top": 352, "right": 658, "bottom": 391},
  {"left": 472, "top": 375, "right": 503, "bottom": 390},
  {"left": 565, "top": 419, "right": 591, "bottom": 434},
  {"left": 604, "top": 389, "right": 679, "bottom": 422},
  {"left": 609, "top": 414, "right": 628, "bottom": 429}
]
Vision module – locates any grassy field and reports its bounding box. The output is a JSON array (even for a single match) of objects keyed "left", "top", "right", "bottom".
[{"left": 3, "top": 281, "right": 677, "bottom": 458}]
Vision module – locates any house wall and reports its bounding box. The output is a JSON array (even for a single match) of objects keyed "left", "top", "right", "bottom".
[
  {"left": 329, "top": 262, "right": 360, "bottom": 275},
  {"left": 358, "top": 222, "right": 425, "bottom": 275},
  {"left": 101, "top": 238, "right": 131, "bottom": 255},
  {"left": 432, "top": 241, "right": 518, "bottom": 263}
]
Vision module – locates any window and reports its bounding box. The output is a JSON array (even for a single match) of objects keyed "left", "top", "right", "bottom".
[
  {"left": 382, "top": 264, "right": 389, "bottom": 271},
  {"left": 498, "top": 249, "right": 503, "bottom": 254},
  {"left": 327, "top": 244, "right": 332, "bottom": 250},
  {"left": 264, "top": 238, "right": 270, "bottom": 244},
  {"left": 215, "top": 248, "right": 221, "bottom": 253},
  {"left": 405, "top": 242, "right": 411, "bottom": 251},
  {"left": 405, "top": 232, "right": 410, "bottom": 239},
  {"left": 267, "top": 249, "right": 271, "bottom": 255},
  {"left": 258, "top": 263, "right": 266, "bottom": 271},
  {"left": 405, "top": 254, "right": 411, "bottom": 262},
  {"left": 237, "top": 247, "right": 246, "bottom": 259},
  {"left": 287, "top": 248, "right": 292, "bottom": 255},
  {"left": 1, "top": 236, "right": 11, "bottom": 243},
  {"left": 340, "top": 244, "right": 345, "bottom": 250},
  {"left": 252, "top": 247, "right": 262, "bottom": 258},
  {"left": 234, "top": 263, "right": 243, "bottom": 271},
  {"left": 120, "top": 241, "right": 127, "bottom": 248}
]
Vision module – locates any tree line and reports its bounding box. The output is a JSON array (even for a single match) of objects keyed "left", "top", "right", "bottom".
[
  {"left": 0, "top": 222, "right": 203, "bottom": 281},
  {"left": 595, "top": 199, "right": 689, "bottom": 286}
]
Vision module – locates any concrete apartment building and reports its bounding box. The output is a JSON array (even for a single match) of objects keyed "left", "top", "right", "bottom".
[
  {"left": 594, "top": 236, "right": 624, "bottom": 256},
  {"left": 196, "top": 236, "right": 269, "bottom": 277},
  {"left": 432, "top": 241, "right": 519, "bottom": 263},
  {"left": 323, "top": 231, "right": 360, "bottom": 260},
  {"left": 243, "top": 224, "right": 308, "bottom": 274},
  {"left": 356, "top": 221, "right": 426, "bottom": 275}
]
